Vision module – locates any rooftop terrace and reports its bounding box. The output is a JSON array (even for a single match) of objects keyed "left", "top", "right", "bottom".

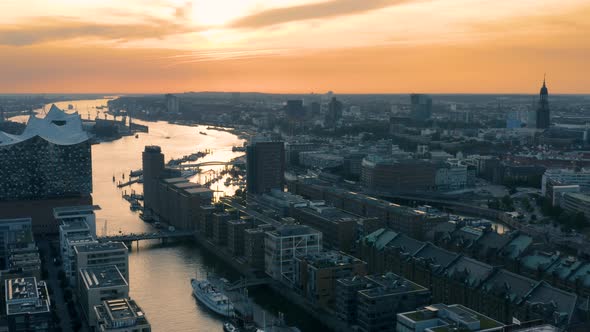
[{"left": 80, "top": 265, "right": 128, "bottom": 289}]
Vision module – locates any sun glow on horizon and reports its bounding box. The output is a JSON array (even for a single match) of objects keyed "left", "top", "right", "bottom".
[{"left": 0, "top": 0, "right": 588, "bottom": 93}]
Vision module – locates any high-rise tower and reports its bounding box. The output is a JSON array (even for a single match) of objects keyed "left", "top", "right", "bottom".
[
  {"left": 142, "top": 146, "right": 164, "bottom": 213},
  {"left": 410, "top": 94, "right": 433, "bottom": 121},
  {"left": 246, "top": 139, "right": 285, "bottom": 195},
  {"left": 536, "top": 76, "right": 551, "bottom": 129}
]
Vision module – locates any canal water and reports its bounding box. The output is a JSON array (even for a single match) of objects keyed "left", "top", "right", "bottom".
[{"left": 11, "top": 99, "right": 320, "bottom": 332}]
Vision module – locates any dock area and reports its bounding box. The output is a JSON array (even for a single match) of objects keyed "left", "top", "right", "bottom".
[{"left": 207, "top": 277, "right": 299, "bottom": 332}]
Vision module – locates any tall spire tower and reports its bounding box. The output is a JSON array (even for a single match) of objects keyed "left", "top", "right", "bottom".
[{"left": 536, "top": 75, "right": 550, "bottom": 129}]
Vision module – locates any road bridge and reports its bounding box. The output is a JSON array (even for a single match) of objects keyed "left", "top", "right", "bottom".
[
  {"left": 172, "top": 160, "right": 244, "bottom": 169},
  {"left": 98, "top": 230, "right": 195, "bottom": 243}
]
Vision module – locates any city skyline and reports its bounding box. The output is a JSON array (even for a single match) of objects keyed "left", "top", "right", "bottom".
[{"left": 1, "top": 0, "right": 589, "bottom": 94}]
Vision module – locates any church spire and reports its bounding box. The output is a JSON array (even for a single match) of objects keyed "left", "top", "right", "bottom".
[{"left": 540, "top": 74, "right": 548, "bottom": 96}]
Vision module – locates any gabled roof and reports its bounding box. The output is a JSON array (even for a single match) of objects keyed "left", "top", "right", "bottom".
[
  {"left": 501, "top": 234, "right": 534, "bottom": 260},
  {"left": 412, "top": 243, "right": 458, "bottom": 270},
  {"left": 444, "top": 256, "right": 494, "bottom": 287},
  {"left": 475, "top": 231, "right": 513, "bottom": 255},
  {"left": 567, "top": 263, "right": 590, "bottom": 288},
  {"left": 545, "top": 256, "right": 583, "bottom": 281},
  {"left": 521, "top": 251, "right": 560, "bottom": 272},
  {"left": 481, "top": 269, "right": 537, "bottom": 304},
  {"left": 363, "top": 228, "right": 399, "bottom": 251},
  {"left": 523, "top": 281, "right": 578, "bottom": 326},
  {"left": 385, "top": 233, "right": 424, "bottom": 255}
]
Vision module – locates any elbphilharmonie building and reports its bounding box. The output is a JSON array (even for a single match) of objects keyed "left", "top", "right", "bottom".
[{"left": 0, "top": 105, "right": 92, "bottom": 201}]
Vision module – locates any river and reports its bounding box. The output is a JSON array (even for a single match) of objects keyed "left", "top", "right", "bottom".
[{"left": 11, "top": 98, "right": 318, "bottom": 332}]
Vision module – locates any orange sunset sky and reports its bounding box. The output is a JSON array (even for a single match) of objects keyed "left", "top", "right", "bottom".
[{"left": 0, "top": 0, "right": 589, "bottom": 94}]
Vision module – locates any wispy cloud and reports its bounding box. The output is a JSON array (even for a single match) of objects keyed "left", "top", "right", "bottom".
[
  {"left": 0, "top": 2, "right": 197, "bottom": 46},
  {"left": 230, "top": 0, "right": 416, "bottom": 29}
]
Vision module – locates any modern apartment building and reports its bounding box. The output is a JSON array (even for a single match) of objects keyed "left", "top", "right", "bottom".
[
  {"left": 74, "top": 242, "right": 129, "bottom": 283},
  {"left": 397, "top": 304, "right": 505, "bottom": 332},
  {"left": 78, "top": 265, "right": 129, "bottom": 328},
  {"left": 294, "top": 250, "right": 367, "bottom": 308},
  {"left": 4, "top": 277, "right": 52, "bottom": 332},
  {"left": 94, "top": 298, "right": 151, "bottom": 332},
  {"left": 265, "top": 224, "right": 322, "bottom": 284}
]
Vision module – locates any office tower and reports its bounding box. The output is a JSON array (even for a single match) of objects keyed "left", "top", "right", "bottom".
[
  {"left": 536, "top": 77, "right": 551, "bottom": 129},
  {"left": 286, "top": 100, "right": 305, "bottom": 120},
  {"left": 246, "top": 140, "right": 285, "bottom": 194},
  {"left": 0, "top": 104, "right": 92, "bottom": 201},
  {"left": 165, "top": 93, "right": 179, "bottom": 113},
  {"left": 410, "top": 94, "right": 432, "bottom": 120},
  {"left": 142, "top": 145, "right": 165, "bottom": 213},
  {"left": 310, "top": 102, "right": 321, "bottom": 116},
  {"left": 324, "top": 97, "right": 343, "bottom": 127}
]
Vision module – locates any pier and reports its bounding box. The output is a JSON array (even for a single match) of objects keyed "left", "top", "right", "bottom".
[{"left": 208, "top": 277, "right": 298, "bottom": 332}]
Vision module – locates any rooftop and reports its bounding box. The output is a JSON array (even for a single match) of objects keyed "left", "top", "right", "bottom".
[
  {"left": 297, "top": 205, "right": 362, "bottom": 222},
  {"left": 268, "top": 224, "right": 320, "bottom": 238},
  {"left": 565, "top": 192, "right": 590, "bottom": 203},
  {"left": 481, "top": 270, "right": 537, "bottom": 303},
  {"left": 53, "top": 205, "right": 100, "bottom": 219},
  {"left": 523, "top": 281, "right": 577, "bottom": 324},
  {"left": 74, "top": 241, "right": 128, "bottom": 253},
  {"left": 0, "top": 104, "right": 89, "bottom": 146},
  {"left": 359, "top": 273, "right": 427, "bottom": 298},
  {"left": 185, "top": 187, "right": 214, "bottom": 196},
  {"left": 5, "top": 277, "right": 50, "bottom": 316},
  {"left": 500, "top": 234, "right": 533, "bottom": 259},
  {"left": 95, "top": 298, "right": 149, "bottom": 329},
  {"left": 445, "top": 256, "right": 494, "bottom": 287},
  {"left": 298, "top": 250, "right": 365, "bottom": 269},
  {"left": 161, "top": 177, "right": 187, "bottom": 184},
  {"left": 412, "top": 243, "right": 458, "bottom": 269},
  {"left": 59, "top": 219, "right": 90, "bottom": 232},
  {"left": 80, "top": 265, "right": 128, "bottom": 290},
  {"left": 521, "top": 251, "right": 560, "bottom": 272},
  {"left": 399, "top": 304, "right": 504, "bottom": 331},
  {"left": 172, "top": 181, "right": 201, "bottom": 189}
]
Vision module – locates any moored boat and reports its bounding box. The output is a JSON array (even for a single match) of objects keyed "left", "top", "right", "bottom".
[{"left": 191, "top": 278, "right": 234, "bottom": 317}]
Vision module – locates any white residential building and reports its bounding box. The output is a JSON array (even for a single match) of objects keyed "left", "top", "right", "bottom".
[
  {"left": 265, "top": 225, "right": 322, "bottom": 285},
  {"left": 542, "top": 168, "right": 590, "bottom": 196}
]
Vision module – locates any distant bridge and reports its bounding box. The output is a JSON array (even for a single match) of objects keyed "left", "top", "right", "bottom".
[
  {"left": 172, "top": 160, "right": 244, "bottom": 169},
  {"left": 98, "top": 230, "right": 195, "bottom": 243}
]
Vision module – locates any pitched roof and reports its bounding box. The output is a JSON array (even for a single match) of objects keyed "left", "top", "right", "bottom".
[
  {"left": 523, "top": 281, "right": 578, "bottom": 325},
  {"left": 445, "top": 256, "right": 494, "bottom": 287},
  {"left": 385, "top": 233, "right": 424, "bottom": 255},
  {"left": 481, "top": 269, "right": 537, "bottom": 304},
  {"left": 501, "top": 234, "right": 533, "bottom": 260},
  {"left": 412, "top": 243, "right": 458, "bottom": 270}
]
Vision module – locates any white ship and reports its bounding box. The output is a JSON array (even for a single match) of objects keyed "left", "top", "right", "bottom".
[{"left": 191, "top": 278, "right": 234, "bottom": 317}]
